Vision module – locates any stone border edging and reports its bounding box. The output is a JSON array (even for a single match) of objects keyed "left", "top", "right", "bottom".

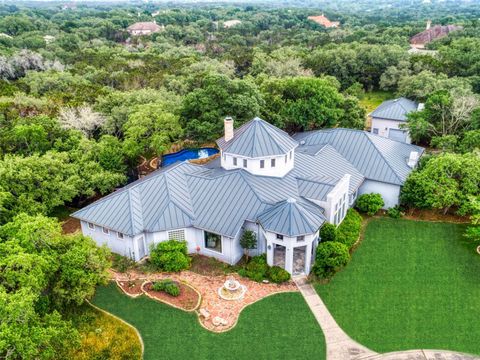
[
  {"left": 115, "top": 278, "right": 147, "bottom": 298},
  {"left": 141, "top": 280, "right": 202, "bottom": 312},
  {"left": 196, "top": 289, "right": 299, "bottom": 333},
  {"left": 86, "top": 300, "right": 144, "bottom": 359}
]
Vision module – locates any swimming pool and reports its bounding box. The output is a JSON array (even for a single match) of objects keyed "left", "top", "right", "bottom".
[{"left": 161, "top": 148, "right": 219, "bottom": 167}]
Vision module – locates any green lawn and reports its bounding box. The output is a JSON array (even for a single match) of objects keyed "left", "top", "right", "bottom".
[
  {"left": 359, "top": 90, "right": 394, "bottom": 114},
  {"left": 92, "top": 284, "right": 325, "bottom": 360},
  {"left": 316, "top": 218, "right": 480, "bottom": 355}
]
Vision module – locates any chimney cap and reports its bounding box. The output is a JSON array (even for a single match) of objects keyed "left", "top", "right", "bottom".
[{"left": 224, "top": 116, "right": 233, "bottom": 121}]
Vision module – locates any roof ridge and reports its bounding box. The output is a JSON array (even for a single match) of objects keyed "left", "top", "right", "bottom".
[
  {"left": 239, "top": 171, "right": 269, "bottom": 205},
  {"left": 363, "top": 132, "right": 403, "bottom": 184},
  {"left": 127, "top": 187, "right": 143, "bottom": 235}
]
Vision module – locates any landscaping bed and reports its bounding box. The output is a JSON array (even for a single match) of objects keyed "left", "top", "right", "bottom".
[
  {"left": 117, "top": 279, "right": 144, "bottom": 297},
  {"left": 143, "top": 281, "right": 199, "bottom": 311},
  {"left": 93, "top": 283, "right": 325, "bottom": 360}
]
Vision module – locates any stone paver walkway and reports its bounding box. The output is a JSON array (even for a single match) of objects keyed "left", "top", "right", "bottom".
[
  {"left": 294, "top": 276, "right": 480, "bottom": 360},
  {"left": 294, "top": 276, "right": 377, "bottom": 360}
]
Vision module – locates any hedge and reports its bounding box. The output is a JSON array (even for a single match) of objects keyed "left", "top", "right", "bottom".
[{"left": 336, "top": 208, "right": 362, "bottom": 248}]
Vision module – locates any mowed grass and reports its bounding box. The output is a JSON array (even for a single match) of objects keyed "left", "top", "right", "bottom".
[
  {"left": 316, "top": 218, "right": 480, "bottom": 355},
  {"left": 359, "top": 90, "right": 394, "bottom": 114},
  {"left": 93, "top": 284, "right": 326, "bottom": 360}
]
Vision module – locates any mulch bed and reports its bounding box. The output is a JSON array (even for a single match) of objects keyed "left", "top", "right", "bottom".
[
  {"left": 143, "top": 281, "right": 199, "bottom": 311},
  {"left": 62, "top": 217, "right": 81, "bottom": 234},
  {"left": 402, "top": 208, "right": 470, "bottom": 223},
  {"left": 117, "top": 279, "right": 144, "bottom": 297}
]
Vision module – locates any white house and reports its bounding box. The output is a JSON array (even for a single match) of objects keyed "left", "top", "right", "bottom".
[
  {"left": 370, "top": 97, "right": 423, "bottom": 144},
  {"left": 127, "top": 21, "right": 164, "bottom": 36},
  {"left": 73, "top": 117, "right": 423, "bottom": 275}
]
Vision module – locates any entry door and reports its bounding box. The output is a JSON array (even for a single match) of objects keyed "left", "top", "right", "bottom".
[{"left": 137, "top": 236, "right": 146, "bottom": 259}]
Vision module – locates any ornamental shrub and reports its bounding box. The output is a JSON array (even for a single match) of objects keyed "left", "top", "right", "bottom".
[
  {"left": 336, "top": 208, "right": 362, "bottom": 248},
  {"left": 151, "top": 279, "right": 180, "bottom": 297},
  {"left": 386, "top": 206, "right": 402, "bottom": 219},
  {"left": 320, "top": 223, "right": 337, "bottom": 242},
  {"left": 267, "top": 266, "right": 291, "bottom": 283},
  {"left": 313, "top": 241, "right": 350, "bottom": 278},
  {"left": 150, "top": 240, "right": 191, "bottom": 272},
  {"left": 238, "top": 254, "right": 268, "bottom": 282},
  {"left": 355, "top": 193, "right": 384, "bottom": 215}
]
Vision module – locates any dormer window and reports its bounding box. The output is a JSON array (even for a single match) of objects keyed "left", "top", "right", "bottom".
[
  {"left": 260, "top": 160, "right": 264, "bottom": 168},
  {"left": 243, "top": 159, "right": 247, "bottom": 168},
  {"left": 233, "top": 157, "right": 237, "bottom": 166},
  {"left": 271, "top": 159, "right": 276, "bottom": 167}
]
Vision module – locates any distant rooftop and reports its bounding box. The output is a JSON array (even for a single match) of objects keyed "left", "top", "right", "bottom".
[
  {"left": 370, "top": 97, "right": 419, "bottom": 122},
  {"left": 307, "top": 14, "right": 340, "bottom": 28},
  {"left": 127, "top": 22, "right": 163, "bottom": 32},
  {"left": 410, "top": 24, "right": 463, "bottom": 46}
]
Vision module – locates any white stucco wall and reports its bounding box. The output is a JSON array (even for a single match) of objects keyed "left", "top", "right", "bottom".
[
  {"left": 221, "top": 150, "right": 295, "bottom": 177},
  {"left": 80, "top": 221, "right": 136, "bottom": 259},
  {"left": 371, "top": 117, "right": 411, "bottom": 144},
  {"left": 358, "top": 180, "right": 401, "bottom": 209}
]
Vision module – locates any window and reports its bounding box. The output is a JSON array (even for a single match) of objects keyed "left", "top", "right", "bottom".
[
  {"left": 243, "top": 159, "right": 247, "bottom": 168},
  {"left": 276, "top": 234, "right": 283, "bottom": 240},
  {"left": 204, "top": 231, "right": 222, "bottom": 253},
  {"left": 233, "top": 157, "right": 237, "bottom": 166},
  {"left": 88, "top": 222, "right": 94, "bottom": 230},
  {"left": 271, "top": 158, "right": 276, "bottom": 167},
  {"left": 102, "top": 227, "right": 109, "bottom": 235},
  {"left": 117, "top": 232, "right": 124, "bottom": 239},
  {"left": 297, "top": 235, "right": 305, "bottom": 242},
  {"left": 168, "top": 229, "right": 186, "bottom": 241},
  {"left": 290, "top": 151, "right": 292, "bottom": 160},
  {"left": 223, "top": 152, "right": 226, "bottom": 160},
  {"left": 285, "top": 154, "right": 287, "bottom": 163},
  {"left": 260, "top": 160, "right": 264, "bottom": 168},
  {"left": 373, "top": 128, "right": 379, "bottom": 135}
]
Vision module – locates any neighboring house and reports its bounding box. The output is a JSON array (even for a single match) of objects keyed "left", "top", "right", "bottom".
[
  {"left": 127, "top": 22, "right": 164, "bottom": 36},
  {"left": 410, "top": 20, "right": 462, "bottom": 49},
  {"left": 307, "top": 14, "right": 340, "bottom": 28},
  {"left": 73, "top": 117, "right": 423, "bottom": 275},
  {"left": 370, "top": 97, "right": 422, "bottom": 144},
  {"left": 223, "top": 20, "right": 242, "bottom": 29},
  {"left": 43, "top": 35, "right": 55, "bottom": 44}
]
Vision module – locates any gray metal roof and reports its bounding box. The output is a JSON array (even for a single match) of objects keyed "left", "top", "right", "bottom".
[
  {"left": 216, "top": 117, "right": 298, "bottom": 157},
  {"left": 257, "top": 198, "right": 325, "bottom": 237},
  {"left": 73, "top": 124, "right": 422, "bottom": 238},
  {"left": 293, "top": 129, "right": 424, "bottom": 185},
  {"left": 370, "top": 97, "right": 418, "bottom": 122}
]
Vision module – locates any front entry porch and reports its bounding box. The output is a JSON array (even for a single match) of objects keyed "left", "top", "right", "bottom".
[{"left": 266, "top": 233, "right": 317, "bottom": 275}]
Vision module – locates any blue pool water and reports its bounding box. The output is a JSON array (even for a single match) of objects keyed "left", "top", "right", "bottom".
[{"left": 161, "top": 148, "right": 219, "bottom": 167}]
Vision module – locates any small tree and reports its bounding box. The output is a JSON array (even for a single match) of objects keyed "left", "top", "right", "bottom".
[
  {"left": 320, "top": 223, "right": 337, "bottom": 242},
  {"left": 240, "top": 230, "right": 257, "bottom": 262},
  {"left": 355, "top": 193, "right": 384, "bottom": 216}
]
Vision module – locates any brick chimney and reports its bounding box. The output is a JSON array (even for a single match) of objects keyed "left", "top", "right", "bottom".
[{"left": 224, "top": 116, "right": 234, "bottom": 142}]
